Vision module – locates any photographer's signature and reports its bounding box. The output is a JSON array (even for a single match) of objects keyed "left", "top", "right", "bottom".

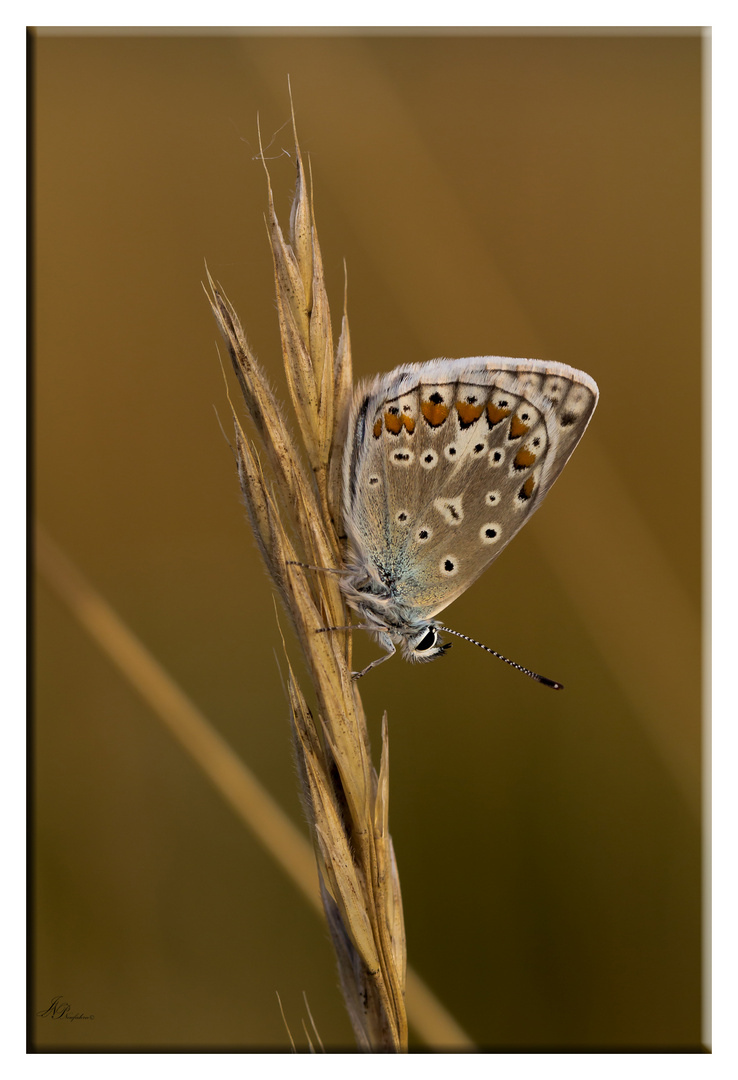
[{"left": 37, "top": 995, "right": 94, "bottom": 1021}]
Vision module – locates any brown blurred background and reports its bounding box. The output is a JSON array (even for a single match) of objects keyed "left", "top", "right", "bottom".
[{"left": 32, "top": 29, "right": 704, "bottom": 1051}]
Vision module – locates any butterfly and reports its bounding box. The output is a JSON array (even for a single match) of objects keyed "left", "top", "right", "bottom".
[{"left": 338, "top": 356, "right": 599, "bottom": 683}]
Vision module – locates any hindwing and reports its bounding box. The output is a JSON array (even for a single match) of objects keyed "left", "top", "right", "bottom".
[{"left": 343, "top": 356, "right": 598, "bottom": 619}]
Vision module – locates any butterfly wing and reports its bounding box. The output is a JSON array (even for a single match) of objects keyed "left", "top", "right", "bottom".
[{"left": 343, "top": 357, "right": 598, "bottom": 620}]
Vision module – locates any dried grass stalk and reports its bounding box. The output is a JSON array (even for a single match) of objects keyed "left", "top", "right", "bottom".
[{"left": 205, "top": 108, "right": 407, "bottom": 1052}]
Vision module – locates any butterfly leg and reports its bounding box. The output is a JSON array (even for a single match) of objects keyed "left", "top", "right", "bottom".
[{"left": 352, "top": 633, "right": 396, "bottom": 680}]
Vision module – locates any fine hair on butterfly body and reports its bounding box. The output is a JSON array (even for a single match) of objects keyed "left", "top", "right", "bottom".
[{"left": 339, "top": 356, "right": 599, "bottom": 681}]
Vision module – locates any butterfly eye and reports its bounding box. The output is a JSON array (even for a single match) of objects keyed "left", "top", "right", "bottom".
[{"left": 414, "top": 628, "right": 438, "bottom": 652}]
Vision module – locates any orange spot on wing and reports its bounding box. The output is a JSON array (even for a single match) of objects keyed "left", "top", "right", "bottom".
[
  {"left": 373, "top": 418, "right": 383, "bottom": 438},
  {"left": 384, "top": 411, "right": 403, "bottom": 434},
  {"left": 509, "top": 415, "right": 531, "bottom": 439},
  {"left": 455, "top": 401, "right": 484, "bottom": 426},
  {"left": 486, "top": 402, "right": 511, "bottom": 426},
  {"left": 421, "top": 400, "right": 450, "bottom": 426},
  {"left": 514, "top": 448, "right": 537, "bottom": 470},
  {"left": 402, "top": 414, "right": 416, "bottom": 433},
  {"left": 521, "top": 476, "right": 535, "bottom": 500}
]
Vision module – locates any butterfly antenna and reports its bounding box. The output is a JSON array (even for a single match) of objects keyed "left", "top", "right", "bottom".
[{"left": 437, "top": 625, "right": 563, "bottom": 689}]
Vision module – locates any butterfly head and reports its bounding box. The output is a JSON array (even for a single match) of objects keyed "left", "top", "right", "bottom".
[{"left": 401, "top": 623, "right": 453, "bottom": 664}]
